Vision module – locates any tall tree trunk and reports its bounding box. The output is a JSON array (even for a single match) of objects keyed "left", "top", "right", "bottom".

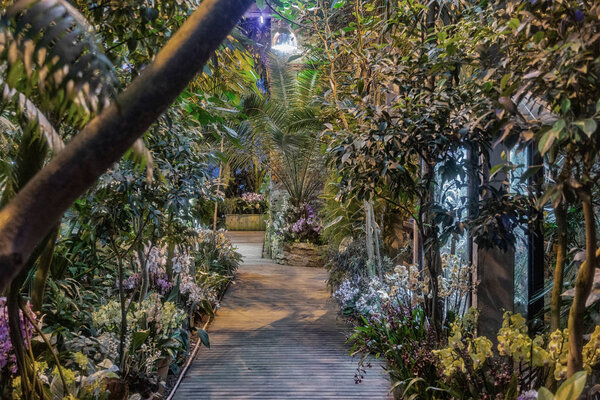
[
  {"left": 550, "top": 202, "right": 567, "bottom": 331},
  {"left": 137, "top": 245, "right": 149, "bottom": 301},
  {"left": 567, "top": 190, "right": 597, "bottom": 376},
  {"left": 0, "top": 0, "right": 254, "bottom": 291},
  {"left": 370, "top": 201, "right": 384, "bottom": 279}
]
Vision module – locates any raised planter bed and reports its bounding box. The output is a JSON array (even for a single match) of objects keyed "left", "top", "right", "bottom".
[
  {"left": 225, "top": 214, "right": 267, "bottom": 231},
  {"left": 283, "top": 242, "right": 325, "bottom": 268}
]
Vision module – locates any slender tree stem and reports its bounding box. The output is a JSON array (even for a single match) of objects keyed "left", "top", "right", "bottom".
[
  {"left": 567, "top": 189, "right": 597, "bottom": 376},
  {"left": 550, "top": 202, "right": 567, "bottom": 331}
]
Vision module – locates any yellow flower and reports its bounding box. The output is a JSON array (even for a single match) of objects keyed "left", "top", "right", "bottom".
[
  {"left": 448, "top": 322, "right": 464, "bottom": 350},
  {"left": 508, "top": 333, "right": 532, "bottom": 361},
  {"left": 583, "top": 325, "right": 600, "bottom": 368},
  {"left": 468, "top": 336, "right": 493, "bottom": 370},
  {"left": 497, "top": 312, "right": 529, "bottom": 359},
  {"left": 554, "top": 360, "right": 568, "bottom": 381},
  {"left": 433, "top": 347, "right": 465, "bottom": 376},
  {"left": 548, "top": 329, "right": 568, "bottom": 361},
  {"left": 52, "top": 366, "right": 77, "bottom": 386},
  {"left": 12, "top": 376, "right": 22, "bottom": 398},
  {"left": 73, "top": 352, "right": 88, "bottom": 371},
  {"left": 531, "top": 335, "right": 550, "bottom": 367}
]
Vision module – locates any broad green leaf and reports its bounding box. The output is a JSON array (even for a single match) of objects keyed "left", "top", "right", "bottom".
[
  {"left": 202, "top": 299, "right": 215, "bottom": 318},
  {"left": 573, "top": 119, "right": 597, "bottom": 137},
  {"left": 131, "top": 330, "right": 150, "bottom": 351},
  {"left": 554, "top": 371, "right": 587, "bottom": 400},
  {"left": 490, "top": 163, "right": 504, "bottom": 178},
  {"left": 560, "top": 98, "right": 571, "bottom": 114},
  {"left": 537, "top": 387, "right": 554, "bottom": 400},
  {"left": 552, "top": 119, "right": 566, "bottom": 134},
  {"left": 538, "top": 129, "right": 556, "bottom": 155},
  {"left": 197, "top": 328, "right": 210, "bottom": 348},
  {"left": 509, "top": 18, "right": 520, "bottom": 30},
  {"left": 519, "top": 165, "right": 542, "bottom": 182}
]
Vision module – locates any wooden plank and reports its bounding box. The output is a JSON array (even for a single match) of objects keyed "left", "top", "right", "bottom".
[{"left": 173, "top": 232, "right": 391, "bottom": 399}]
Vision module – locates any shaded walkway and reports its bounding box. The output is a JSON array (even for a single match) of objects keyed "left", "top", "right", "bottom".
[{"left": 173, "top": 231, "right": 391, "bottom": 399}]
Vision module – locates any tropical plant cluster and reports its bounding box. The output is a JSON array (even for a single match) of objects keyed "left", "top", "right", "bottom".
[{"left": 2, "top": 0, "right": 600, "bottom": 398}]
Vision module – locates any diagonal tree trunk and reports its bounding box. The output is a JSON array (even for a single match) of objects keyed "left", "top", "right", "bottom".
[{"left": 0, "top": 0, "right": 254, "bottom": 291}]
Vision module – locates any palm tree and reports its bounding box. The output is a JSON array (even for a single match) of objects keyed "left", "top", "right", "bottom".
[{"left": 235, "top": 54, "right": 325, "bottom": 208}]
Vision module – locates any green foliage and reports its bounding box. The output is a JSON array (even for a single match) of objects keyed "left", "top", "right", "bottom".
[
  {"left": 324, "top": 239, "right": 369, "bottom": 291},
  {"left": 538, "top": 372, "right": 587, "bottom": 400},
  {"left": 349, "top": 308, "right": 441, "bottom": 399},
  {"left": 196, "top": 229, "right": 242, "bottom": 278},
  {"left": 246, "top": 56, "right": 325, "bottom": 207}
]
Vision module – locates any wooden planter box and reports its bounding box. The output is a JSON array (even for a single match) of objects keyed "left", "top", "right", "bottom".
[
  {"left": 225, "top": 214, "right": 267, "bottom": 231},
  {"left": 283, "top": 242, "right": 325, "bottom": 268}
]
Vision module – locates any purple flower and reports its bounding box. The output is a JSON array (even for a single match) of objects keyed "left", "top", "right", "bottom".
[
  {"left": 574, "top": 9, "right": 584, "bottom": 23},
  {"left": 518, "top": 390, "right": 538, "bottom": 400},
  {"left": 0, "top": 297, "right": 36, "bottom": 375},
  {"left": 121, "top": 273, "right": 140, "bottom": 290},
  {"left": 154, "top": 273, "right": 173, "bottom": 294}
]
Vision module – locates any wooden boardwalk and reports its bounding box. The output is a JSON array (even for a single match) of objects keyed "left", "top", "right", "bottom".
[{"left": 173, "top": 231, "right": 391, "bottom": 399}]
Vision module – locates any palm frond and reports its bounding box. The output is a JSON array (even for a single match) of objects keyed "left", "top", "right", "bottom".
[
  {"left": 1, "top": 82, "right": 63, "bottom": 152},
  {"left": 295, "top": 68, "right": 319, "bottom": 107},
  {"left": 1, "top": 0, "right": 118, "bottom": 122},
  {"left": 285, "top": 107, "right": 322, "bottom": 134},
  {"left": 268, "top": 54, "right": 297, "bottom": 109}
]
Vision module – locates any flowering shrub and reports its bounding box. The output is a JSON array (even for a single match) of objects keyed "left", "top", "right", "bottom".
[
  {"left": 0, "top": 298, "right": 36, "bottom": 377},
  {"left": 332, "top": 278, "right": 361, "bottom": 314},
  {"left": 283, "top": 203, "right": 323, "bottom": 244},
  {"left": 332, "top": 254, "right": 472, "bottom": 322},
  {"left": 433, "top": 310, "right": 600, "bottom": 398},
  {"left": 241, "top": 192, "right": 264, "bottom": 204},
  {"left": 92, "top": 293, "right": 187, "bottom": 369},
  {"left": 122, "top": 273, "right": 140, "bottom": 291},
  {"left": 348, "top": 303, "right": 442, "bottom": 399},
  {"left": 196, "top": 229, "right": 241, "bottom": 277},
  {"left": 125, "top": 243, "right": 175, "bottom": 295},
  {"left": 10, "top": 354, "right": 117, "bottom": 400}
]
